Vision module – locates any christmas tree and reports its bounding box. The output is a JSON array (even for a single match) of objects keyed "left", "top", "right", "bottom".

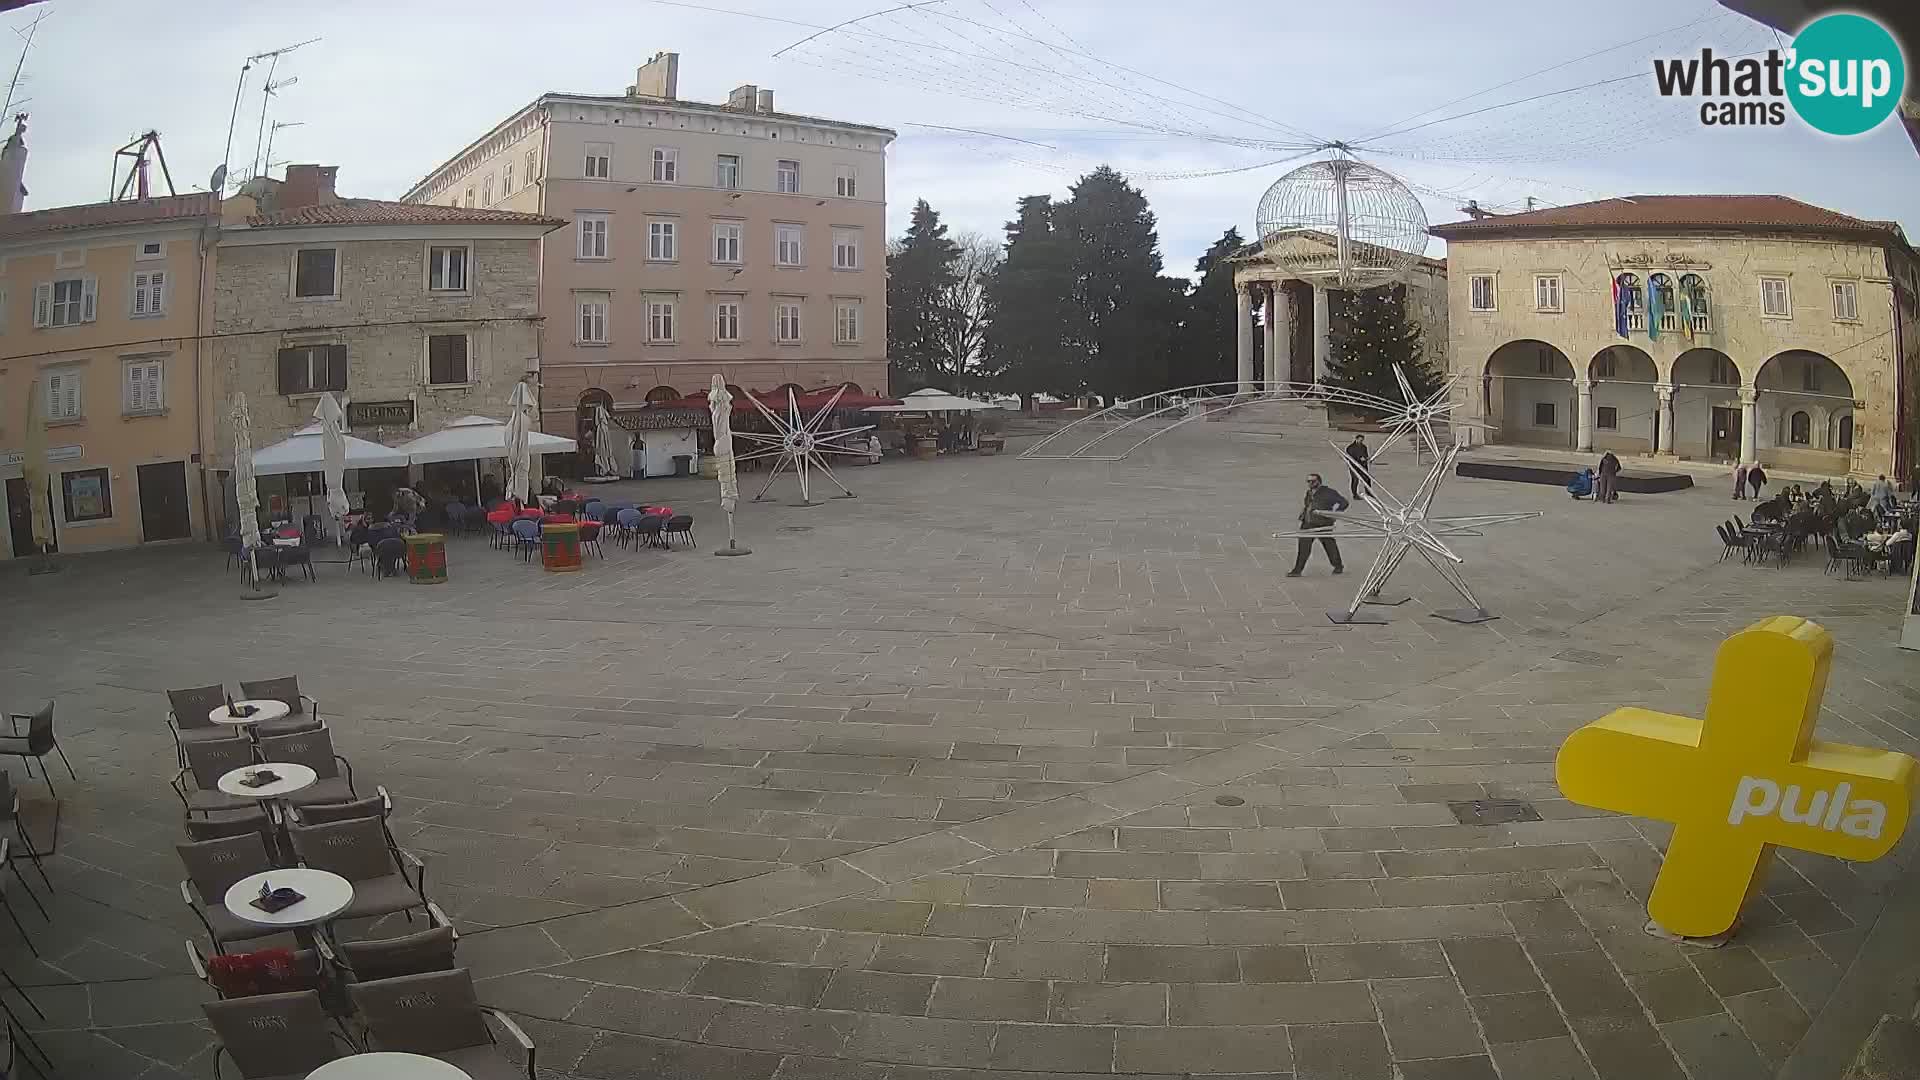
[{"left": 1324, "top": 284, "right": 1442, "bottom": 402}]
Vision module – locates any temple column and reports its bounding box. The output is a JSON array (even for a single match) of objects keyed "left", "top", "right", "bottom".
[
  {"left": 1575, "top": 378, "right": 1593, "bottom": 452},
  {"left": 1739, "top": 387, "right": 1758, "bottom": 465},
  {"left": 1273, "top": 284, "right": 1293, "bottom": 386},
  {"left": 1312, "top": 284, "right": 1331, "bottom": 384},
  {"left": 1260, "top": 286, "right": 1278, "bottom": 389},
  {"left": 1654, "top": 383, "right": 1675, "bottom": 455},
  {"left": 1235, "top": 285, "right": 1254, "bottom": 394}
]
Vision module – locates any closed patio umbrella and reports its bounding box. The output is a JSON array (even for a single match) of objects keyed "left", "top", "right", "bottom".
[
  {"left": 505, "top": 382, "right": 533, "bottom": 502},
  {"left": 315, "top": 393, "right": 350, "bottom": 540},
  {"left": 709, "top": 374, "right": 749, "bottom": 556},
  {"left": 232, "top": 393, "right": 274, "bottom": 598},
  {"left": 20, "top": 378, "right": 53, "bottom": 573},
  {"left": 593, "top": 403, "right": 623, "bottom": 478}
]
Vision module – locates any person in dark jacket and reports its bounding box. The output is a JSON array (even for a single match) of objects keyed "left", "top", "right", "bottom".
[
  {"left": 1344, "top": 435, "right": 1371, "bottom": 498},
  {"left": 1748, "top": 464, "right": 1768, "bottom": 500},
  {"left": 1596, "top": 452, "right": 1622, "bottom": 504},
  {"left": 1285, "top": 473, "right": 1348, "bottom": 578}
]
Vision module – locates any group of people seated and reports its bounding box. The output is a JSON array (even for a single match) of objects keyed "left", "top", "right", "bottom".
[{"left": 1749, "top": 478, "right": 1915, "bottom": 574}]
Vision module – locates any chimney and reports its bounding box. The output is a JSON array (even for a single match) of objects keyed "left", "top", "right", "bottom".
[
  {"left": 0, "top": 114, "right": 27, "bottom": 215},
  {"left": 281, "top": 164, "right": 339, "bottom": 210},
  {"left": 632, "top": 51, "right": 679, "bottom": 100},
  {"left": 756, "top": 89, "right": 774, "bottom": 114},
  {"left": 727, "top": 84, "right": 758, "bottom": 111}
]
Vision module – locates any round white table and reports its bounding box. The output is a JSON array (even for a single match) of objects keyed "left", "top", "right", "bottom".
[
  {"left": 208, "top": 699, "right": 291, "bottom": 728},
  {"left": 216, "top": 762, "right": 316, "bottom": 801},
  {"left": 307, "top": 1052, "right": 471, "bottom": 1079},
  {"left": 224, "top": 868, "right": 353, "bottom": 948}
]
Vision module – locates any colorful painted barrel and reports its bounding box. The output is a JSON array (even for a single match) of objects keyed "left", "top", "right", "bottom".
[
  {"left": 541, "top": 522, "right": 583, "bottom": 573},
  {"left": 404, "top": 533, "right": 448, "bottom": 585}
]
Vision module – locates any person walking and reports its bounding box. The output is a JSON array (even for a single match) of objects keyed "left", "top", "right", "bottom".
[
  {"left": 1285, "top": 473, "right": 1348, "bottom": 578},
  {"left": 1870, "top": 473, "right": 1897, "bottom": 513},
  {"left": 1733, "top": 462, "right": 1749, "bottom": 500},
  {"left": 1596, "top": 451, "right": 1622, "bottom": 504},
  {"left": 1344, "top": 435, "right": 1371, "bottom": 499},
  {"left": 1748, "top": 464, "right": 1768, "bottom": 500}
]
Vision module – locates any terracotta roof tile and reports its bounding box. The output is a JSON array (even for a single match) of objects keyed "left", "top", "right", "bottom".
[
  {"left": 246, "top": 198, "right": 564, "bottom": 229},
  {"left": 0, "top": 193, "right": 214, "bottom": 240},
  {"left": 1428, "top": 194, "right": 1902, "bottom": 241}
]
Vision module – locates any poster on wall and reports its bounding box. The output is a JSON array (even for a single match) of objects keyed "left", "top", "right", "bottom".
[{"left": 67, "top": 473, "right": 107, "bottom": 519}]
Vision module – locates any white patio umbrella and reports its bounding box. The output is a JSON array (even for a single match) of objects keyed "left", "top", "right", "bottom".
[
  {"left": 20, "top": 380, "right": 54, "bottom": 573},
  {"left": 592, "top": 403, "right": 623, "bottom": 478},
  {"left": 315, "top": 393, "right": 350, "bottom": 547},
  {"left": 505, "top": 382, "right": 533, "bottom": 502},
  {"left": 709, "top": 374, "right": 749, "bottom": 556},
  {"left": 232, "top": 393, "right": 274, "bottom": 598},
  {"left": 398, "top": 413, "right": 577, "bottom": 505},
  {"left": 251, "top": 424, "right": 410, "bottom": 476},
  {"left": 864, "top": 387, "right": 1002, "bottom": 412}
]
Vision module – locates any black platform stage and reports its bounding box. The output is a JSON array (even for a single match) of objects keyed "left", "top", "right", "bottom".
[{"left": 1456, "top": 457, "right": 1694, "bottom": 494}]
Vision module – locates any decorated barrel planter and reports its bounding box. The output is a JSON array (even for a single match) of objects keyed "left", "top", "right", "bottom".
[
  {"left": 541, "top": 522, "right": 583, "bottom": 573},
  {"left": 404, "top": 533, "right": 448, "bottom": 585}
]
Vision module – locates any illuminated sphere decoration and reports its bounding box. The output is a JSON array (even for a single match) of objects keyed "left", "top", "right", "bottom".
[{"left": 1255, "top": 157, "right": 1428, "bottom": 289}]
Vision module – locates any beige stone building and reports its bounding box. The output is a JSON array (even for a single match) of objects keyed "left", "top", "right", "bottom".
[
  {"left": 1431, "top": 195, "right": 1920, "bottom": 478},
  {"left": 208, "top": 165, "right": 561, "bottom": 522},
  {"left": 400, "top": 52, "right": 894, "bottom": 443}
]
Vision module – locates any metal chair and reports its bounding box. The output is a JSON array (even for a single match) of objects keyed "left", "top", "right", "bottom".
[
  {"left": 289, "top": 818, "right": 438, "bottom": 926},
  {"left": 203, "top": 990, "right": 353, "bottom": 1079},
  {"left": 349, "top": 968, "right": 535, "bottom": 1080},
  {"left": 292, "top": 787, "right": 401, "bottom": 854},
  {"left": 334, "top": 924, "right": 458, "bottom": 984},
  {"left": 166, "top": 685, "right": 233, "bottom": 766},
  {"left": 0, "top": 773, "right": 50, "bottom": 896},
  {"left": 0, "top": 841, "right": 45, "bottom": 955},
  {"left": 172, "top": 738, "right": 259, "bottom": 818},
  {"left": 0, "top": 704, "right": 76, "bottom": 799},
  {"left": 187, "top": 939, "right": 330, "bottom": 1001},
  {"left": 177, "top": 833, "right": 282, "bottom": 954},
  {"left": 184, "top": 810, "right": 277, "bottom": 848},
  {"left": 256, "top": 728, "right": 356, "bottom": 806},
  {"left": 662, "top": 514, "right": 695, "bottom": 548},
  {"left": 237, "top": 677, "right": 323, "bottom": 737},
  {"left": 510, "top": 518, "right": 540, "bottom": 560}
]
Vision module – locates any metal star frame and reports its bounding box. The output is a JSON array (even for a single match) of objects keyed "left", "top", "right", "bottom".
[
  {"left": 1274, "top": 365, "right": 1539, "bottom": 625},
  {"left": 737, "top": 386, "right": 875, "bottom": 506}
]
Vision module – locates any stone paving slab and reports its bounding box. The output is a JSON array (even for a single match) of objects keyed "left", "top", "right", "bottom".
[{"left": 1, "top": 413, "right": 1916, "bottom": 1077}]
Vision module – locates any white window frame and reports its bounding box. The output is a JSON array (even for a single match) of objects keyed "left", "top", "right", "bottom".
[
  {"left": 775, "top": 223, "right": 804, "bottom": 267},
  {"left": 123, "top": 356, "right": 165, "bottom": 414},
  {"left": 45, "top": 367, "right": 82, "bottom": 420},
  {"left": 647, "top": 219, "right": 678, "bottom": 262},
  {"left": 1533, "top": 274, "right": 1562, "bottom": 313},
  {"left": 775, "top": 300, "right": 802, "bottom": 343},
  {"left": 577, "top": 292, "right": 610, "bottom": 344},
  {"left": 1468, "top": 273, "right": 1496, "bottom": 312},
  {"left": 715, "top": 154, "right": 740, "bottom": 190},
  {"left": 835, "top": 299, "right": 862, "bottom": 344},
  {"left": 577, "top": 214, "right": 610, "bottom": 260},
  {"left": 835, "top": 164, "right": 857, "bottom": 198},
  {"left": 36, "top": 276, "right": 97, "bottom": 327},
  {"left": 135, "top": 240, "right": 165, "bottom": 262},
  {"left": 776, "top": 159, "right": 799, "bottom": 194},
  {"left": 652, "top": 147, "right": 680, "bottom": 183},
  {"left": 714, "top": 299, "right": 742, "bottom": 343},
  {"left": 1832, "top": 280, "right": 1859, "bottom": 322},
  {"left": 502, "top": 161, "right": 515, "bottom": 195},
  {"left": 584, "top": 142, "right": 612, "bottom": 180},
  {"left": 1760, "top": 276, "right": 1791, "bottom": 318},
  {"left": 525, "top": 148, "right": 539, "bottom": 183},
  {"left": 425, "top": 332, "right": 474, "bottom": 387},
  {"left": 832, "top": 229, "right": 860, "bottom": 271},
  {"left": 713, "top": 222, "right": 743, "bottom": 264},
  {"left": 646, "top": 297, "right": 677, "bottom": 343},
  {"left": 426, "top": 244, "right": 471, "bottom": 293},
  {"left": 464, "top": 187, "right": 475, "bottom": 208},
  {"left": 481, "top": 176, "right": 494, "bottom": 206},
  {"left": 291, "top": 247, "right": 339, "bottom": 300},
  {"left": 130, "top": 268, "right": 168, "bottom": 318}
]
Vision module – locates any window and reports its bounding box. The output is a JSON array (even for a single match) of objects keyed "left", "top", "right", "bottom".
[
  {"left": 1682, "top": 274, "right": 1711, "bottom": 333},
  {"left": 482, "top": 177, "right": 494, "bottom": 206},
  {"left": 1536, "top": 352, "right": 1557, "bottom": 376},
  {"left": 775, "top": 223, "right": 804, "bottom": 266},
  {"left": 647, "top": 298, "right": 676, "bottom": 343},
  {"left": 45, "top": 368, "right": 81, "bottom": 419},
  {"left": 1534, "top": 274, "right": 1562, "bottom": 312},
  {"left": 1801, "top": 360, "right": 1820, "bottom": 392},
  {"left": 1593, "top": 352, "right": 1616, "bottom": 379},
  {"left": 131, "top": 269, "right": 167, "bottom": 317},
  {"left": 61, "top": 468, "right": 112, "bottom": 523},
  {"left": 1468, "top": 274, "right": 1495, "bottom": 312},
  {"left": 652, "top": 147, "right": 679, "bottom": 183},
  {"left": 713, "top": 222, "right": 742, "bottom": 264},
  {"left": 776, "top": 159, "right": 799, "bottom": 194},
  {"left": 525, "top": 148, "right": 539, "bottom": 183},
  {"left": 124, "top": 358, "right": 164, "bottom": 414},
  {"left": 584, "top": 142, "right": 611, "bottom": 179},
  {"left": 775, "top": 301, "right": 802, "bottom": 343},
  {"left": 715, "top": 300, "right": 741, "bottom": 342},
  {"left": 277, "top": 344, "right": 347, "bottom": 396},
  {"left": 835, "top": 299, "right": 861, "bottom": 343},
  {"left": 1596, "top": 406, "right": 1618, "bottom": 430},
  {"left": 427, "top": 245, "right": 469, "bottom": 292},
  {"left": 465, "top": 188, "right": 475, "bottom": 208},
  {"left": 1761, "top": 276, "right": 1791, "bottom": 316},
  {"left": 34, "top": 277, "right": 95, "bottom": 327},
  {"left": 835, "top": 164, "right": 857, "bottom": 198},
  {"left": 715, "top": 154, "right": 740, "bottom": 190},
  {"left": 502, "top": 161, "right": 515, "bottom": 195},
  {"left": 136, "top": 240, "right": 164, "bottom": 261},
  {"left": 427, "top": 334, "right": 470, "bottom": 386},
  {"left": 1533, "top": 402, "right": 1556, "bottom": 427},
  {"left": 1710, "top": 356, "right": 1739, "bottom": 385},
  {"left": 832, "top": 229, "right": 859, "bottom": 270},
  {"left": 292, "top": 248, "right": 338, "bottom": 299},
  {"left": 577, "top": 214, "right": 609, "bottom": 259},
  {"left": 647, "top": 220, "right": 677, "bottom": 261},
  {"left": 1832, "top": 281, "right": 1859, "bottom": 321},
  {"left": 1789, "top": 410, "right": 1811, "bottom": 445},
  {"left": 578, "top": 293, "right": 609, "bottom": 343},
  {"left": 1839, "top": 414, "right": 1854, "bottom": 450}
]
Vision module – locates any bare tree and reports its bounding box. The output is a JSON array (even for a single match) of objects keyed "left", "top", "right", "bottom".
[{"left": 934, "top": 230, "right": 1000, "bottom": 386}]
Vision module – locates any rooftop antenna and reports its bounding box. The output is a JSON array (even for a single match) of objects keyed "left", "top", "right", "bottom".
[
  {"left": 1, "top": 8, "right": 48, "bottom": 118},
  {"left": 250, "top": 74, "right": 298, "bottom": 180},
  {"left": 263, "top": 119, "right": 303, "bottom": 177},
  {"left": 220, "top": 37, "right": 317, "bottom": 191},
  {"left": 109, "top": 131, "right": 176, "bottom": 201}
]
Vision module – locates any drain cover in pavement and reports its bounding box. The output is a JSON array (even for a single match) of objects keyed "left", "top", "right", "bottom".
[
  {"left": 1553, "top": 648, "right": 1619, "bottom": 666},
  {"left": 1214, "top": 795, "right": 1246, "bottom": 807},
  {"left": 1448, "top": 798, "right": 1541, "bottom": 825},
  {"left": 777, "top": 526, "right": 814, "bottom": 533}
]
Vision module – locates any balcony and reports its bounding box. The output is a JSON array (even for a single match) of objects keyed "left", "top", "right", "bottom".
[
  {"left": 1658, "top": 312, "right": 1680, "bottom": 334},
  {"left": 1626, "top": 309, "right": 1646, "bottom": 332},
  {"left": 1690, "top": 312, "right": 1711, "bottom": 334}
]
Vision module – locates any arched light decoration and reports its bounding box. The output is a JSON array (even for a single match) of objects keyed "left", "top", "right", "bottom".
[{"left": 1256, "top": 155, "right": 1429, "bottom": 289}]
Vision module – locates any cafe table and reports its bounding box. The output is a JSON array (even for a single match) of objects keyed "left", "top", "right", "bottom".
[
  {"left": 308, "top": 1052, "right": 472, "bottom": 1079},
  {"left": 208, "top": 699, "right": 291, "bottom": 738},
  {"left": 223, "top": 867, "right": 353, "bottom": 950}
]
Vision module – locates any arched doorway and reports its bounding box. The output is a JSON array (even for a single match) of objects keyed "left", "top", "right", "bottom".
[
  {"left": 1756, "top": 350, "right": 1854, "bottom": 472},
  {"left": 1670, "top": 348, "right": 1743, "bottom": 461},
  {"left": 576, "top": 388, "right": 615, "bottom": 478},
  {"left": 644, "top": 385, "right": 681, "bottom": 405},
  {"left": 1589, "top": 345, "right": 1657, "bottom": 453},
  {"left": 1484, "top": 340, "right": 1575, "bottom": 448}
]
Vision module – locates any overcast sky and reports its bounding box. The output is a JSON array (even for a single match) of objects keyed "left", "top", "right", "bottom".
[{"left": 13, "top": 0, "right": 1919, "bottom": 276}]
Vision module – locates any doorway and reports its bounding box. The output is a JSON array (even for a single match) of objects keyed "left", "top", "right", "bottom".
[
  {"left": 1710, "top": 406, "right": 1742, "bottom": 462},
  {"left": 137, "top": 461, "right": 192, "bottom": 542},
  {"left": 5, "top": 477, "right": 50, "bottom": 557}
]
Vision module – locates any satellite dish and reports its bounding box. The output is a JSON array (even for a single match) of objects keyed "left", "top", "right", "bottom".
[{"left": 209, "top": 164, "right": 228, "bottom": 192}]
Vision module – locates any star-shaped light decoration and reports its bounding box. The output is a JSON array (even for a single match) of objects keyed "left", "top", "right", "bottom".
[
  {"left": 735, "top": 385, "right": 875, "bottom": 506},
  {"left": 1274, "top": 365, "right": 1539, "bottom": 625}
]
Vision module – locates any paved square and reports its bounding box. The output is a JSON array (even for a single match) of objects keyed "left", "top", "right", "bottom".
[{"left": 3, "top": 408, "right": 1916, "bottom": 1079}]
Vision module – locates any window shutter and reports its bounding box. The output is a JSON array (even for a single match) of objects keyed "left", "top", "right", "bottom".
[
  {"left": 81, "top": 277, "right": 98, "bottom": 322},
  {"left": 32, "top": 282, "right": 50, "bottom": 327},
  {"left": 150, "top": 270, "right": 165, "bottom": 313},
  {"left": 277, "top": 348, "right": 302, "bottom": 395},
  {"left": 326, "top": 345, "right": 348, "bottom": 391},
  {"left": 125, "top": 365, "right": 141, "bottom": 410},
  {"left": 145, "top": 363, "right": 163, "bottom": 409}
]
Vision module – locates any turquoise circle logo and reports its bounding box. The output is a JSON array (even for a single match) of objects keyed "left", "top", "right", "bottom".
[{"left": 1787, "top": 13, "right": 1906, "bottom": 136}]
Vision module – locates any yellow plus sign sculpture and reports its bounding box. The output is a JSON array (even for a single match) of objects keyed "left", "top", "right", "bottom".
[{"left": 1557, "top": 616, "right": 1916, "bottom": 939}]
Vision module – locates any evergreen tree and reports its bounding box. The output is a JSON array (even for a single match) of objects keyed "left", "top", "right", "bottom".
[
  {"left": 1057, "top": 166, "right": 1171, "bottom": 401},
  {"left": 1169, "top": 227, "right": 1247, "bottom": 390},
  {"left": 886, "top": 199, "right": 960, "bottom": 390},
  {"left": 1323, "top": 284, "right": 1440, "bottom": 403},
  {"left": 981, "top": 195, "right": 1071, "bottom": 406}
]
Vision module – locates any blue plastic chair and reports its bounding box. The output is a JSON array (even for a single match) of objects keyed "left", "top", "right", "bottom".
[
  {"left": 444, "top": 502, "right": 468, "bottom": 536},
  {"left": 613, "top": 507, "right": 642, "bottom": 549},
  {"left": 510, "top": 518, "right": 541, "bottom": 561}
]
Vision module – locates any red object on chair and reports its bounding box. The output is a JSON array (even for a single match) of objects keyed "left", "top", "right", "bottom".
[{"left": 208, "top": 948, "right": 310, "bottom": 996}]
